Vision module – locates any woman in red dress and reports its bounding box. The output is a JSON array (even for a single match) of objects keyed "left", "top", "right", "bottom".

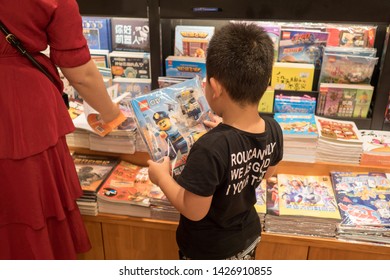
[{"left": 0, "top": 0, "right": 121, "bottom": 259}]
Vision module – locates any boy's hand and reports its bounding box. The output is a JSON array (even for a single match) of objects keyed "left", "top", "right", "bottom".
[
  {"left": 147, "top": 156, "right": 171, "bottom": 186},
  {"left": 203, "top": 111, "right": 222, "bottom": 128}
]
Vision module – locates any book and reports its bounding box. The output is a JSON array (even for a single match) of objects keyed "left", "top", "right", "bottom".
[
  {"left": 278, "top": 29, "right": 329, "bottom": 67},
  {"left": 330, "top": 171, "right": 390, "bottom": 226},
  {"left": 111, "top": 17, "right": 150, "bottom": 52},
  {"left": 82, "top": 16, "right": 112, "bottom": 51},
  {"left": 112, "top": 77, "right": 151, "bottom": 96},
  {"left": 255, "top": 179, "right": 267, "bottom": 214},
  {"left": 315, "top": 116, "right": 363, "bottom": 144},
  {"left": 97, "top": 161, "right": 165, "bottom": 209},
  {"left": 317, "top": 83, "right": 374, "bottom": 118},
  {"left": 319, "top": 50, "right": 378, "bottom": 84},
  {"left": 273, "top": 92, "right": 317, "bottom": 114},
  {"left": 274, "top": 113, "right": 318, "bottom": 138},
  {"left": 165, "top": 56, "right": 206, "bottom": 79},
  {"left": 174, "top": 25, "right": 215, "bottom": 57},
  {"left": 359, "top": 130, "right": 390, "bottom": 166},
  {"left": 326, "top": 24, "right": 377, "bottom": 48},
  {"left": 277, "top": 174, "right": 341, "bottom": 220},
  {"left": 110, "top": 51, "right": 151, "bottom": 79},
  {"left": 271, "top": 62, "right": 315, "bottom": 91},
  {"left": 130, "top": 77, "right": 210, "bottom": 177},
  {"left": 90, "top": 49, "right": 110, "bottom": 68},
  {"left": 258, "top": 87, "right": 275, "bottom": 113},
  {"left": 73, "top": 153, "right": 120, "bottom": 195}
]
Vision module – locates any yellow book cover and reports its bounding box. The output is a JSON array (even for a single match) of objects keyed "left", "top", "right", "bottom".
[
  {"left": 271, "top": 62, "right": 315, "bottom": 92},
  {"left": 258, "top": 86, "right": 275, "bottom": 113},
  {"left": 277, "top": 174, "right": 341, "bottom": 220}
]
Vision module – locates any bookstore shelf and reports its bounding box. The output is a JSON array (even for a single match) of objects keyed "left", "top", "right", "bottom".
[
  {"left": 73, "top": 0, "right": 390, "bottom": 259},
  {"left": 73, "top": 148, "right": 390, "bottom": 260}
]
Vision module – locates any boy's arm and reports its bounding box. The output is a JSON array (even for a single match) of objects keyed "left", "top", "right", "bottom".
[{"left": 147, "top": 157, "right": 213, "bottom": 221}]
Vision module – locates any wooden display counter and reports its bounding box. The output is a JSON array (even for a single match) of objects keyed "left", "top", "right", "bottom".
[{"left": 72, "top": 149, "right": 390, "bottom": 260}]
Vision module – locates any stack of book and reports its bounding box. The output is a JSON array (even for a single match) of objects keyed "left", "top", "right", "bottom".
[
  {"left": 315, "top": 116, "right": 363, "bottom": 164},
  {"left": 73, "top": 153, "right": 120, "bottom": 216},
  {"left": 359, "top": 130, "right": 390, "bottom": 166},
  {"left": 331, "top": 171, "right": 390, "bottom": 245},
  {"left": 274, "top": 113, "right": 318, "bottom": 163},
  {"left": 149, "top": 198, "right": 180, "bottom": 222},
  {"left": 264, "top": 174, "right": 341, "bottom": 238},
  {"left": 97, "top": 161, "right": 166, "bottom": 219}
]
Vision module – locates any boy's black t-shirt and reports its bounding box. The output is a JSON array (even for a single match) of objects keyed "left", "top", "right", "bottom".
[{"left": 176, "top": 115, "right": 283, "bottom": 259}]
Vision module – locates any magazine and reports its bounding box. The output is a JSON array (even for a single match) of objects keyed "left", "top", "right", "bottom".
[{"left": 130, "top": 77, "right": 210, "bottom": 177}]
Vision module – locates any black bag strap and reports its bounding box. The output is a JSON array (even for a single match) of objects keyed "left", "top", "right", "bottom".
[
  {"left": 0, "top": 20, "right": 69, "bottom": 108},
  {"left": 0, "top": 20, "right": 56, "bottom": 84}
]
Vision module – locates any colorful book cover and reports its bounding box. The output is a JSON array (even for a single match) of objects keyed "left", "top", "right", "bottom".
[
  {"left": 315, "top": 116, "right": 363, "bottom": 143},
  {"left": 330, "top": 171, "right": 390, "bottom": 226},
  {"left": 326, "top": 24, "right": 377, "bottom": 48},
  {"left": 73, "top": 153, "right": 120, "bottom": 193},
  {"left": 90, "top": 49, "right": 110, "bottom": 68},
  {"left": 111, "top": 17, "right": 150, "bottom": 52},
  {"left": 110, "top": 51, "right": 151, "bottom": 79},
  {"left": 174, "top": 25, "right": 215, "bottom": 57},
  {"left": 271, "top": 62, "right": 315, "bottom": 91},
  {"left": 112, "top": 77, "right": 151, "bottom": 97},
  {"left": 360, "top": 130, "right": 390, "bottom": 154},
  {"left": 278, "top": 29, "right": 329, "bottom": 67},
  {"left": 82, "top": 16, "right": 112, "bottom": 51},
  {"left": 165, "top": 56, "right": 206, "bottom": 79},
  {"left": 274, "top": 113, "right": 318, "bottom": 138},
  {"left": 277, "top": 174, "right": 341, "bottom": 220},
  {"left": 97, "top": 161, "right": 165, "bottom": 207},
  {"left": 130, "top": 77, "right": 210, "bottom": 177},
  {"left": 319, "top": 52, "right": 378, "bottom": 84},
  {"left": 274, "top": 92, "right": 317, "bottom": 114},
  {"left": 258, "top": 87, "right": 275, "bottom": 113},
  {"left": 255, "top": 179, "right": 267, "bottom": 214},
  {"left": 265, "top": 176, "right": 279, "bottom": 216}
]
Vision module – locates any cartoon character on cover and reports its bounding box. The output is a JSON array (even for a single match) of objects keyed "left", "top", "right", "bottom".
[
  {"left": 153, "top": 111, "right": 188, "bottom": 160},
  {"left": 176, "top": 89, "right": 202, "bottom": 123}
]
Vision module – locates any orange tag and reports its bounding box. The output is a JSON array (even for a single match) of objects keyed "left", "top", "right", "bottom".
[{"left": 87, "top": 110, "right": 127, "bottom": 137}]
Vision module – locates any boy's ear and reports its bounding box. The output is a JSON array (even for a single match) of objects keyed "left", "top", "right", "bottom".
[{"left": 209, "top": 77, "right": 223, "bottom": 98}]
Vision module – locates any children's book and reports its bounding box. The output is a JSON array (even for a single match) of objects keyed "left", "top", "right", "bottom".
[
  {"left": 277, "top": 174, "right": 341, "bottom": 220},
  {"left": 271, "top": 62, "right": 315, "bottom": 91},
  {"left": 315, "top": 116, "right": 363, "bottom": 144},
  {"left": 112, "top": 77, "right": 151, "bottom": 97},
  {"left": 110, "top": 51, "right": 151, "bottom": 79},
  {"left": 255, "top": 179, "right": 267, "bottom": 214},
  {"left": 274, "top": 92, "right": 317, "bottom": 114},
  {"left": 97, "top": 161, "right": 165, "bottom": 208},
  {"left": 174, "top": 25, "right": 215, "bottom": 57},
  {"left": 330, "top": 171, "right": 390, "bottom": 226},
  {"left": 317, "top": 83, "right": 374, "bottom": 118},
  {"left": 274, "top": 113, "right": 318, "bottom": 139},
  {"left": 258, "top": 86, "right": 275, "bottom": 113},
  {"left": 73, "top": 153, "right": 120, "bottom": 194},
  {"left": 165, "top": 56, "right": 206, "bottom": 79},
  {"left": 319, "top": 51, "right": 378, "bottom": 84},
  {"left": 90, "top": 49, "right": 110, "bottom": 68},
  {"left": 278, "top": 29, "right": 329, "bottom": 67},
  {"left": 111, "top": 17, "right": 150, "bottom": 52},
  {"left": 265, "top": 176, "right": 279, "bottom": 216},
  {"left": 325, "top": 24, "right": 377, "bottom": 48},
  {"left": 82, "top": 16, "right": 112, "bottom": 51},
  {"left": 130, "top": 77, "right": 210, "bottom": 177},
  {"left": 359, "top": 130, "right": 390, "bottom": 166}
]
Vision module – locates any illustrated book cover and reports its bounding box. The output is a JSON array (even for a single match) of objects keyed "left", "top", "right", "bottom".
[
  {"left": 73, "top": 153, "right": 120, "bottom": 194},
  {"left": 174, "top": 25, "right": 215, "bottom": 57},
  {"left": 82, "top": 16, "right": 112, "bottom": 51},
  {"left": 165, "top": 56, "right": 206, "bottom": 79},
  {"left": 110, "top": 51, "right": 151, "bottom": 79},
  {"left": 97, "top": 161, "right": 165, "bottom": 208},
  {"left": 273, "top": 91, "right": 317, "bottom": 114},
  {"left": 271, "top": 62, "right": 315, "bottom": 91},
  {"left": 274, "top": 113, "right": 318, "bottom": 139},
  {"left": 330, "top": 171, "right": 390, "bottom": 226},
  {"left": 277, "top": 174, "right": 341, "bottom": 220},
  {"left": 317, "top": 83, "right": 374, "bottom": 118},
  {"left": 130, "top": 77, "right": 210, "bottom": 177},
  {"left": 111, "top": 17, "right": 150, "bottom": 52},
  {"left": 315, "top": 116, "right": 363, "bottom": 144},
  {"left": 278, "top": 29, "right": 329, "bottom": 67}
]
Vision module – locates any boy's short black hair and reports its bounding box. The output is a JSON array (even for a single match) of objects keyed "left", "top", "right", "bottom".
[{"left": 206, "top": 22, "right": 274, "bottom": 105}]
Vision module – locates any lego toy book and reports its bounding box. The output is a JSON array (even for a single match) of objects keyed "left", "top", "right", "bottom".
[
  {"left": 130, "top": 77, "right": 210, "bottom": 177},
  {"left": 174, "top": 25, "right": 215, "bottom": 57}
]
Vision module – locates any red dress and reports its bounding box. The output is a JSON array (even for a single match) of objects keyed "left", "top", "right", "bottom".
[{"left": 0, "top": 0, "right": 92, "bottom": 259}]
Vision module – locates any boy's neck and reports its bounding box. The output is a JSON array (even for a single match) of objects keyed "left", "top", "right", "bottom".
[{"left": 221, "top": 103, "right": 265, "bottom": 134}]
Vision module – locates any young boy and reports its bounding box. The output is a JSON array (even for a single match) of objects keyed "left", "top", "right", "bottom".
[{"left": 147, "top": 22, "right": 283, "bottom": 260}]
